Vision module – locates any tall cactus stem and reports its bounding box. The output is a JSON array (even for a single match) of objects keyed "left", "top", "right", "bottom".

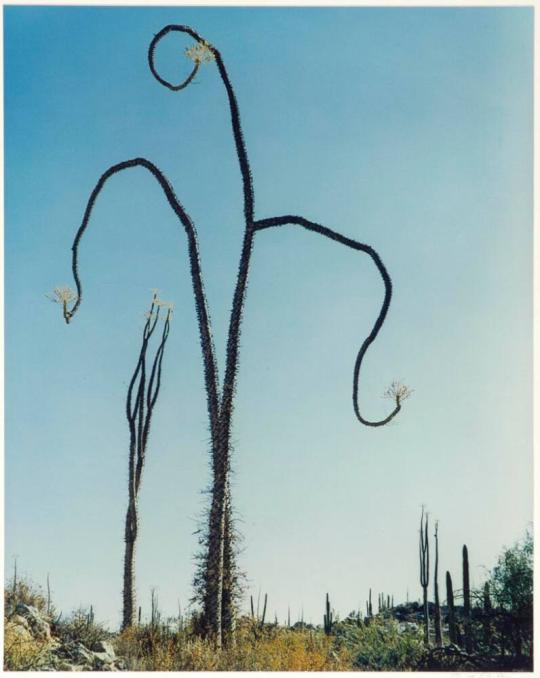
[{"left": 463, "top": 545, "right": 472, "bottom": 653}]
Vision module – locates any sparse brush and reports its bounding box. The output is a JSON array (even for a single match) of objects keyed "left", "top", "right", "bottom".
[
  {"left": 116, "top": 617, "right": 352, "bottom": 671},
  {"left": 4, "top": 623, "right": 50, "bottom": 671},
  {"left": 4, "top": 575, "right": 48, "bottom": 616},
  {"left": 56, "top": 607, "right": 110, "bottom": 647}
]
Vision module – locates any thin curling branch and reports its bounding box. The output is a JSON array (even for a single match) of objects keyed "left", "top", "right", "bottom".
[
  {"left": 65, "top": 157, "right": 221, "bottom": 447},
  {"left": 254, "top": 214, "right": 402, "bottom": 427},
  {"left": 147, "top": 25, "right": 254, "bottom": 226}
]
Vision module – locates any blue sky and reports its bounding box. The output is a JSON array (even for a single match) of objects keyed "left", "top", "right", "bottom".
[{"left": 4, "top": 6, "right": 533, "bottom": 628}]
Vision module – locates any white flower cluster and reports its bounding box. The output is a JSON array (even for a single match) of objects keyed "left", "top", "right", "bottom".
[
  {"left": 47, "top": 286, "right": 77, "bottom": 304},
  {"left": 383, "top": 380, "right": 413, "bottom": 403},
  {"left": 185, "top": 41, "right": 215, "bottom": 65},
  {"left": 147, "top": 290, "right": 174, "bottom": 318}
]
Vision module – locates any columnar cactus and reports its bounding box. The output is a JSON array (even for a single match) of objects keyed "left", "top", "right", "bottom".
[
  {"left": 483, "top": 581, "right": 493, "bottom": 649},
  {"left": 446, "top": 571, "right": 458, "bottom": 644},
  {"left": 463, "top": 545, "right": 472, "bottom": 653},
  {"left": 323, "top": 593, "right": 333, "bottom": 635},
  {"left": 419, "top": 507, "right": 430, "bottom": 646},
  {"left": 433, "top": 521, "right": 442, "bottom": 646}
]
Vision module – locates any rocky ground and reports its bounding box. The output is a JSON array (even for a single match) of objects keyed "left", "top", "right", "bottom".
[{"left": 5, "top": 604, "right": 126, "bottom": 671}]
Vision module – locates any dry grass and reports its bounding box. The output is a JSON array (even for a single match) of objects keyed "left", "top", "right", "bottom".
[
  {"left": 3, "top": 621, "right": 50, "bottom": 671},
  {"left": 116, "top": 619, "right": 354, "bottom": 671}
]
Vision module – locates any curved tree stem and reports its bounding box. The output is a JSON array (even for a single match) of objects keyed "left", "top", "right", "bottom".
[
  {"left": 66, "top": 157, "right": 221, "bottom": 444},
  {"left": 254, "top": 215, "right": 401, "bottom": 426}
]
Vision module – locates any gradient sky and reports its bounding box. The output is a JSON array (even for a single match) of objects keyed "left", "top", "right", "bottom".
[{"left": 4, "top": 6, "right": 533, "bottom": 629}]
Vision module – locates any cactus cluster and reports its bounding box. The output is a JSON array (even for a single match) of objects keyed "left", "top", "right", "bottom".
[{"left": 250, "top": 592, "right": 267, "bottom": 629}]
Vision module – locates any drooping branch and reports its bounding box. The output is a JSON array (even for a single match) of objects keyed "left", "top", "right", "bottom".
[
  {"left": 148, "top": 25, "right": 254, "bottom": 226},
  {"left": 254, "top": 214, "right": 403, "bottom": 427},
  {"left": 64, "top": 157, "right": 220, "bottom": 445}
]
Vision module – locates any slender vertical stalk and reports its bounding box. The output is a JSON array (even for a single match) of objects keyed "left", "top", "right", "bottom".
[
  {"left": 46, "top": 573, "right": 51, "bottom": 617},
  {"left": 462, "top": 545, "right": 472, "bottom": 653},
  {"left": 419, "top": 507, "right": 430, "bottom": 647},
  {"left": 12, "top": 557, "right": 18, "bottom": 610},
  {"left": 483, "top": 581, "right": 492, "bottom": 650},
  {"left": 433, "top": 521, "right": 442, "bottom": 646},
  {"left": 446, "top": 571, "right": 458, "bottom": 645},
  {"left": 122, "top": 297, "right": 172, "bottom": 630}
]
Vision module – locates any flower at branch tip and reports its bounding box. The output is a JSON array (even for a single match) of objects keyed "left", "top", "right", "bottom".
[
  {"left": 46, "top": 286, "right": 77, "bottom": 305},
  {"left": 185, "top": 41, "right": 215, "bottom": 65},
  {"left": 383, "top": 380, "right": 413, "bottom": 405},
  {"left": 156, "top": 299, "right": 174, "bottom": 315}
]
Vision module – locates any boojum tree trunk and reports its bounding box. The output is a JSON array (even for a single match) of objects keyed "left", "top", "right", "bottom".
[{"left": 61, "top": 23, "right": 408, "bottom": 648}]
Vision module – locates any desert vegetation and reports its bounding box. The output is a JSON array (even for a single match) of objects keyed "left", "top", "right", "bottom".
[{"left": 4, "top": 529, "right": 532, "bottom": 671}]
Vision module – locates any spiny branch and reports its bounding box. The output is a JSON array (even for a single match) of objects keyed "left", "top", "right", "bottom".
[
  {"left": 254, "top": 214, "right": 404, "bottom": 427},
  {"left": 63, "top": 157, "right": 221, "bottom": 447}
]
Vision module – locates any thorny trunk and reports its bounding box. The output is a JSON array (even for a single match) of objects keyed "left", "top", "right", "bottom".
[
  {"left": 221, "top": 483, "right": 236, "bottom": 644},
  {"left": 203, "top": 219, "right": 256, "bottom": 645},
  {"left": 203, "top": 452, "right": 228, "bottom": 645},
  {"left": 122, "top": 503, "right": 138, "bottom": 630}
]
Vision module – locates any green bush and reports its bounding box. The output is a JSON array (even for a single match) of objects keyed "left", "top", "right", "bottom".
[
  {"left": 333, "top": 617, "right": 426, "bottom": 671},
  {"left": 56, "top": 607, "right": 111, "bottom": 647}
]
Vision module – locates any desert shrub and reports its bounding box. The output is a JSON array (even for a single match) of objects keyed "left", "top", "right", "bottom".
[
  {"left": 333, "top": 617, "right": 425, "bottom": 671},
  {"left": 4, "top": 577, "right": 48, "bottom": 616},
  {"left": 116, "top": 617, "right": 354, "bottom": 671},
  {"left": 3, "top": 622, "right": 50, "bottom": 671},
  {"left": 219, "top": 620, "right": 352, "bottom": 671},
  {"left": 4, "top": 575, "right": 54, "bottom": 670},
  {"left": 56, "top": 607, "right": 110, "bottom": 647}
]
